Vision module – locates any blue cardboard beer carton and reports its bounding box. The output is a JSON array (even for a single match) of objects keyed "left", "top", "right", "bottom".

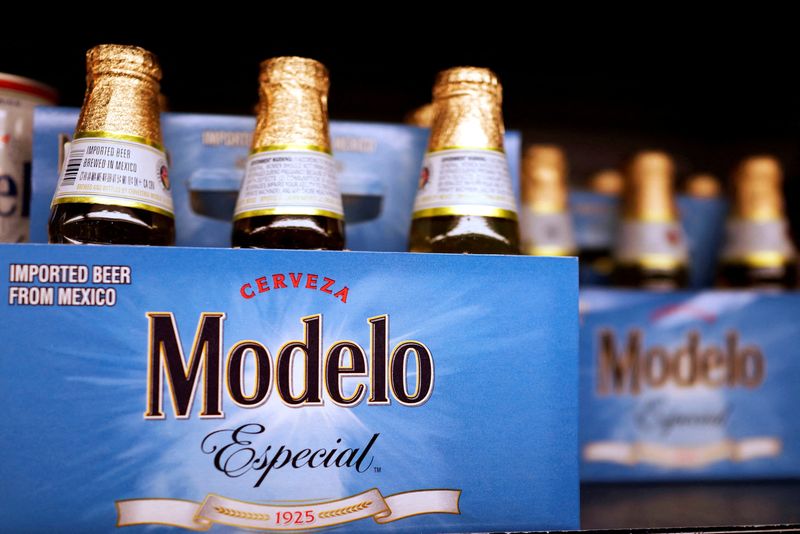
[
  {"left": 0, "top": 108, "right": 578, "bottom": 531},
  {"left": 28, "top": 107, "right": 522, "bottom": 250},
  {"left": 580, "top": 289, "right": 800, "bottom": 481},
  {"left": 0, "top": 244, "right": 578, "bottom": 532}
]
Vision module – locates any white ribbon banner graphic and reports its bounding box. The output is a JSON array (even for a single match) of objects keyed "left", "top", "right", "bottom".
[
  {"left": 116, "top": 488, "right": 461, "bottom": 531},
  {"left": 583, "top": 437, "right": 782, "bottom": 468}
]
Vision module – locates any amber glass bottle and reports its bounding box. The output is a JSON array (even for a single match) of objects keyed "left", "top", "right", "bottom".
[
  {"left": 49, "top": 44, "right": 174, "bottom": 245},
  {"left": 718, "top": 156, "right": 797, "bottom": 288},
  {"left": 519, "top": 145, "right": 575, "bottom": 256},
  {"left": 612, "top": 151, "right": 689, "bottom": 289},
  {"left": 408, "top": 67, "right": 519, "bottom": 254},
  {"left": 232, "top": 56, "right": 344, "bottom": 250}
]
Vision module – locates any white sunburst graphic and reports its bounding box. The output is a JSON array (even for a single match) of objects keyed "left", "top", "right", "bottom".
[{"left": 94, "top": 266, "right": 477, "bottom": 519}]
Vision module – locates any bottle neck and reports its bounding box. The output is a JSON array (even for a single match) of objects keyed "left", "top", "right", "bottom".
[
  {"left": 75, "top": 72, "right": 162, "bottom": 145},
  {"left": 733, "top": 180, "right": 785, "bottom": 221},
  {"left": 428, "top": 91, "right": 504, "bottom": 152},
  {"left": 623, "top": 179, "right": 678, "bottom": 222},
  {"left": 523, "top": 178, "right": 568, "bottom": 213},
  {"left": 252, "top": 82, "right": 330, "bottom": 152}
]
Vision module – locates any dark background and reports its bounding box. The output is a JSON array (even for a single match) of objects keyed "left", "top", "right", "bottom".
[{"left": 4, "top": 24, "right": 799, "bottom": 222}]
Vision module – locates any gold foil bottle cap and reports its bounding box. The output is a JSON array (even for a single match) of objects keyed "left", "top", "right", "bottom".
[
  {"left": 433, "top": 67, "right": 502, "bottom": 100},
  {"left": 685, "top": 173, "right": 721, "bottom": 198},
  {"left": 589, "top": 169, "right": 624, "bottom": 196},
  {"left": 522, "top": 145, "right": 569, "bottom": 212},
  {"left": 86, "top": 44, "right": 161, "bottom": 81},
  {"left": 76, "top": 44, "right": 163, "bottom": 145},
  {"left": 429, "top": 66, "right": 504, "bottom": 151},
  {"left": 252, "top": 56, "right": 331, "bottom": 152},
  {"left": 622, "top": 151, "right": 679, "bottom": 221},
  {"left": 259, "top": 56, "right": 329, "bottom": 91},
  {"left": 732, "top": 156, "right": 784, "bottom": 220},
  {"left": 404, "top": 103, "right": 435, "bottom": 127}
]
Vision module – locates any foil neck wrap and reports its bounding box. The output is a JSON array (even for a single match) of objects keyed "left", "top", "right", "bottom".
[
  {"left": 522, "top": 145, "right": 569, "bottom": 213},
  {"left": 733, "top": 156, "right": 785, "bottom": 221},
  {"left": 252, "top": 57, "right": 331, "bottom": 152},
  {"left": 428, "top": 67, "right": 504, "bottom": 152},
  {"left": 622, "top": 151, "right": 679, "bottom": 221},
  {"left": 76, "top": 44, "right": 163, "bottom": 145}
]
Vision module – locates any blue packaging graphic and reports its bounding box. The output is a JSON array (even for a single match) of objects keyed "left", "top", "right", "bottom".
[
  {"left": 570, "top": 191, "right": 618, "bottom": 286},
  {"left": 676, "top": 196, "right": 728, "bottom": 287},
  {"left": 0, "top": 244, "right": 579, "bottom": 531},
  {"left": 580, "top": 288, "right": 800, "bottom": 481},
  {"left": 29, "top": 107, "right": 522, "bottom": 250}
]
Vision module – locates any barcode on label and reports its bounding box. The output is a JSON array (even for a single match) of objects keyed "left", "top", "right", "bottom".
[{"left": 61, "top": 149, "right": 84, "bottom": 185}]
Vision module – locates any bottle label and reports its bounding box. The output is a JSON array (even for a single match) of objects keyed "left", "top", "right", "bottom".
[
  {"left": 519, "top": 208, "right": 576, "bottom": 255},
  {"left": 233, "top": 148, "right": 344, "bottom": 221},
  {"left": 51, "top": 135, "right": 173, "bottom": 217},
  {"left": 722, "top": 219, "right": 796, "bottom": 267},
  {"left": 411, "top": 148, "right": 517, "bottom": 220},
  {"left": 614, "top": 220, "right": 688, "bottom": 268}
]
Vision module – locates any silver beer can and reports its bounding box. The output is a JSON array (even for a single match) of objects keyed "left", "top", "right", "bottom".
[{"left": 0, "top": 73, "right": 57, "bottom": 242}]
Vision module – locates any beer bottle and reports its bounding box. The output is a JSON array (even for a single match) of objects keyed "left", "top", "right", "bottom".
[
  {"left": 718, "top": 156, "right": 797, "bottom": 288},
  {"left": 49, "top": 44, "right": 174, "bottom": 246},
  {"left": 684, "top": 173, "right": 721, "bottom": 198},
  {"left": 589, "top": 169, "right": 623, "bottom": 196},
  {"left": 408, "top": 67, "right": 519, "bottom": 254},
  {"left": 612, "top": 151, "right": 689, "bottom": 289},
  {"left": 519, "top": 145, "right": 575, "bottom": 256},
  {"left": 404, "top": 103, "right": 435, "bottom": 127},
  {"left": 232, "top": 56, "right": 344, "bottom": 250}
]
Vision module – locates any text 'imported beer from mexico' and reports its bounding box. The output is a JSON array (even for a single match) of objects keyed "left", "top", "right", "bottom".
[
  {"left": 49, "top": 45, "right": 174, "bottom": 246},
  {"left": 718, "top": 156, "right": 798, "bottom": 288},
  {"left": 232, "top": 57, "right": 344, "bottom": 250},
  {"left": 612, "top": 151, "right": 689, "bottom": 289},
  {"left": 519, "top": 145, "right": 576, "bottom": 256},
  {"left": 408, "top": 67, "right": 519, "bottom": 254}
]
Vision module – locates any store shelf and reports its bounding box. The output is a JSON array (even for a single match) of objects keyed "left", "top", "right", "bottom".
[{"left": 582, "top": 481, "right": 800, "bottom": 530}]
